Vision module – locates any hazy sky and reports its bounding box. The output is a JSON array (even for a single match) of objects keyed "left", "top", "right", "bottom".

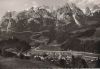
[{"left": 0, "top": 0, "right": 100, "bottom": 18}]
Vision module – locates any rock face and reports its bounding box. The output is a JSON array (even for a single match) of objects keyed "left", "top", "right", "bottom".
[
  {"left": 56, "top": 3, "right": 85, "bottom": 26},
  {"left": 0, "top": 3, "right": 86, "bottom": 33}
]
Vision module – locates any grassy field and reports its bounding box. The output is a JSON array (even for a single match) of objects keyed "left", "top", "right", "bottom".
[{"left": 0, "top": 56, "right": 60, "bottom": 69}]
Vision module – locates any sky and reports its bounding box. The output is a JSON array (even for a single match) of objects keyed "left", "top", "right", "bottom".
[{"left": 0, "top": 0, "right": 100, "bottom": 18}]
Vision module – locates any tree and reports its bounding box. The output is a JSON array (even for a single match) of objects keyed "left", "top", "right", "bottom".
[
  {"left": 95, "top": 57, "right": 100, "bottom": 68},
  {"left": 0, "top": 37, "right": 31, "bottom": 56},
  {"left": 95, "top": 41, "right": 100, "bottom": 54}
]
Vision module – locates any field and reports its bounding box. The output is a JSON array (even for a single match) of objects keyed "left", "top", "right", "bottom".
[
  {"left": 0, "top": 48, "right": 99, "bottom": 68},
  {"left": 0, "top": 56, "right": 60, "bottom": 69}
]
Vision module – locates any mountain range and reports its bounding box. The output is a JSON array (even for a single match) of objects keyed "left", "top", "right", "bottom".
[{"left": 0, "top": 2, "right": 100, "bottom": 53}]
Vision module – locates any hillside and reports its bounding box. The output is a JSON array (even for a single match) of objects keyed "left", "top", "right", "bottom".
[{"left": 0, "top": 3, "right": 100, "bottom": 53}]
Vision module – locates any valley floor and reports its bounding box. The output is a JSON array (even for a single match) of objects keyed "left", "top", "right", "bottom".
[{"left": 0, "top": 56, "right": 60, "bottom": 69}]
